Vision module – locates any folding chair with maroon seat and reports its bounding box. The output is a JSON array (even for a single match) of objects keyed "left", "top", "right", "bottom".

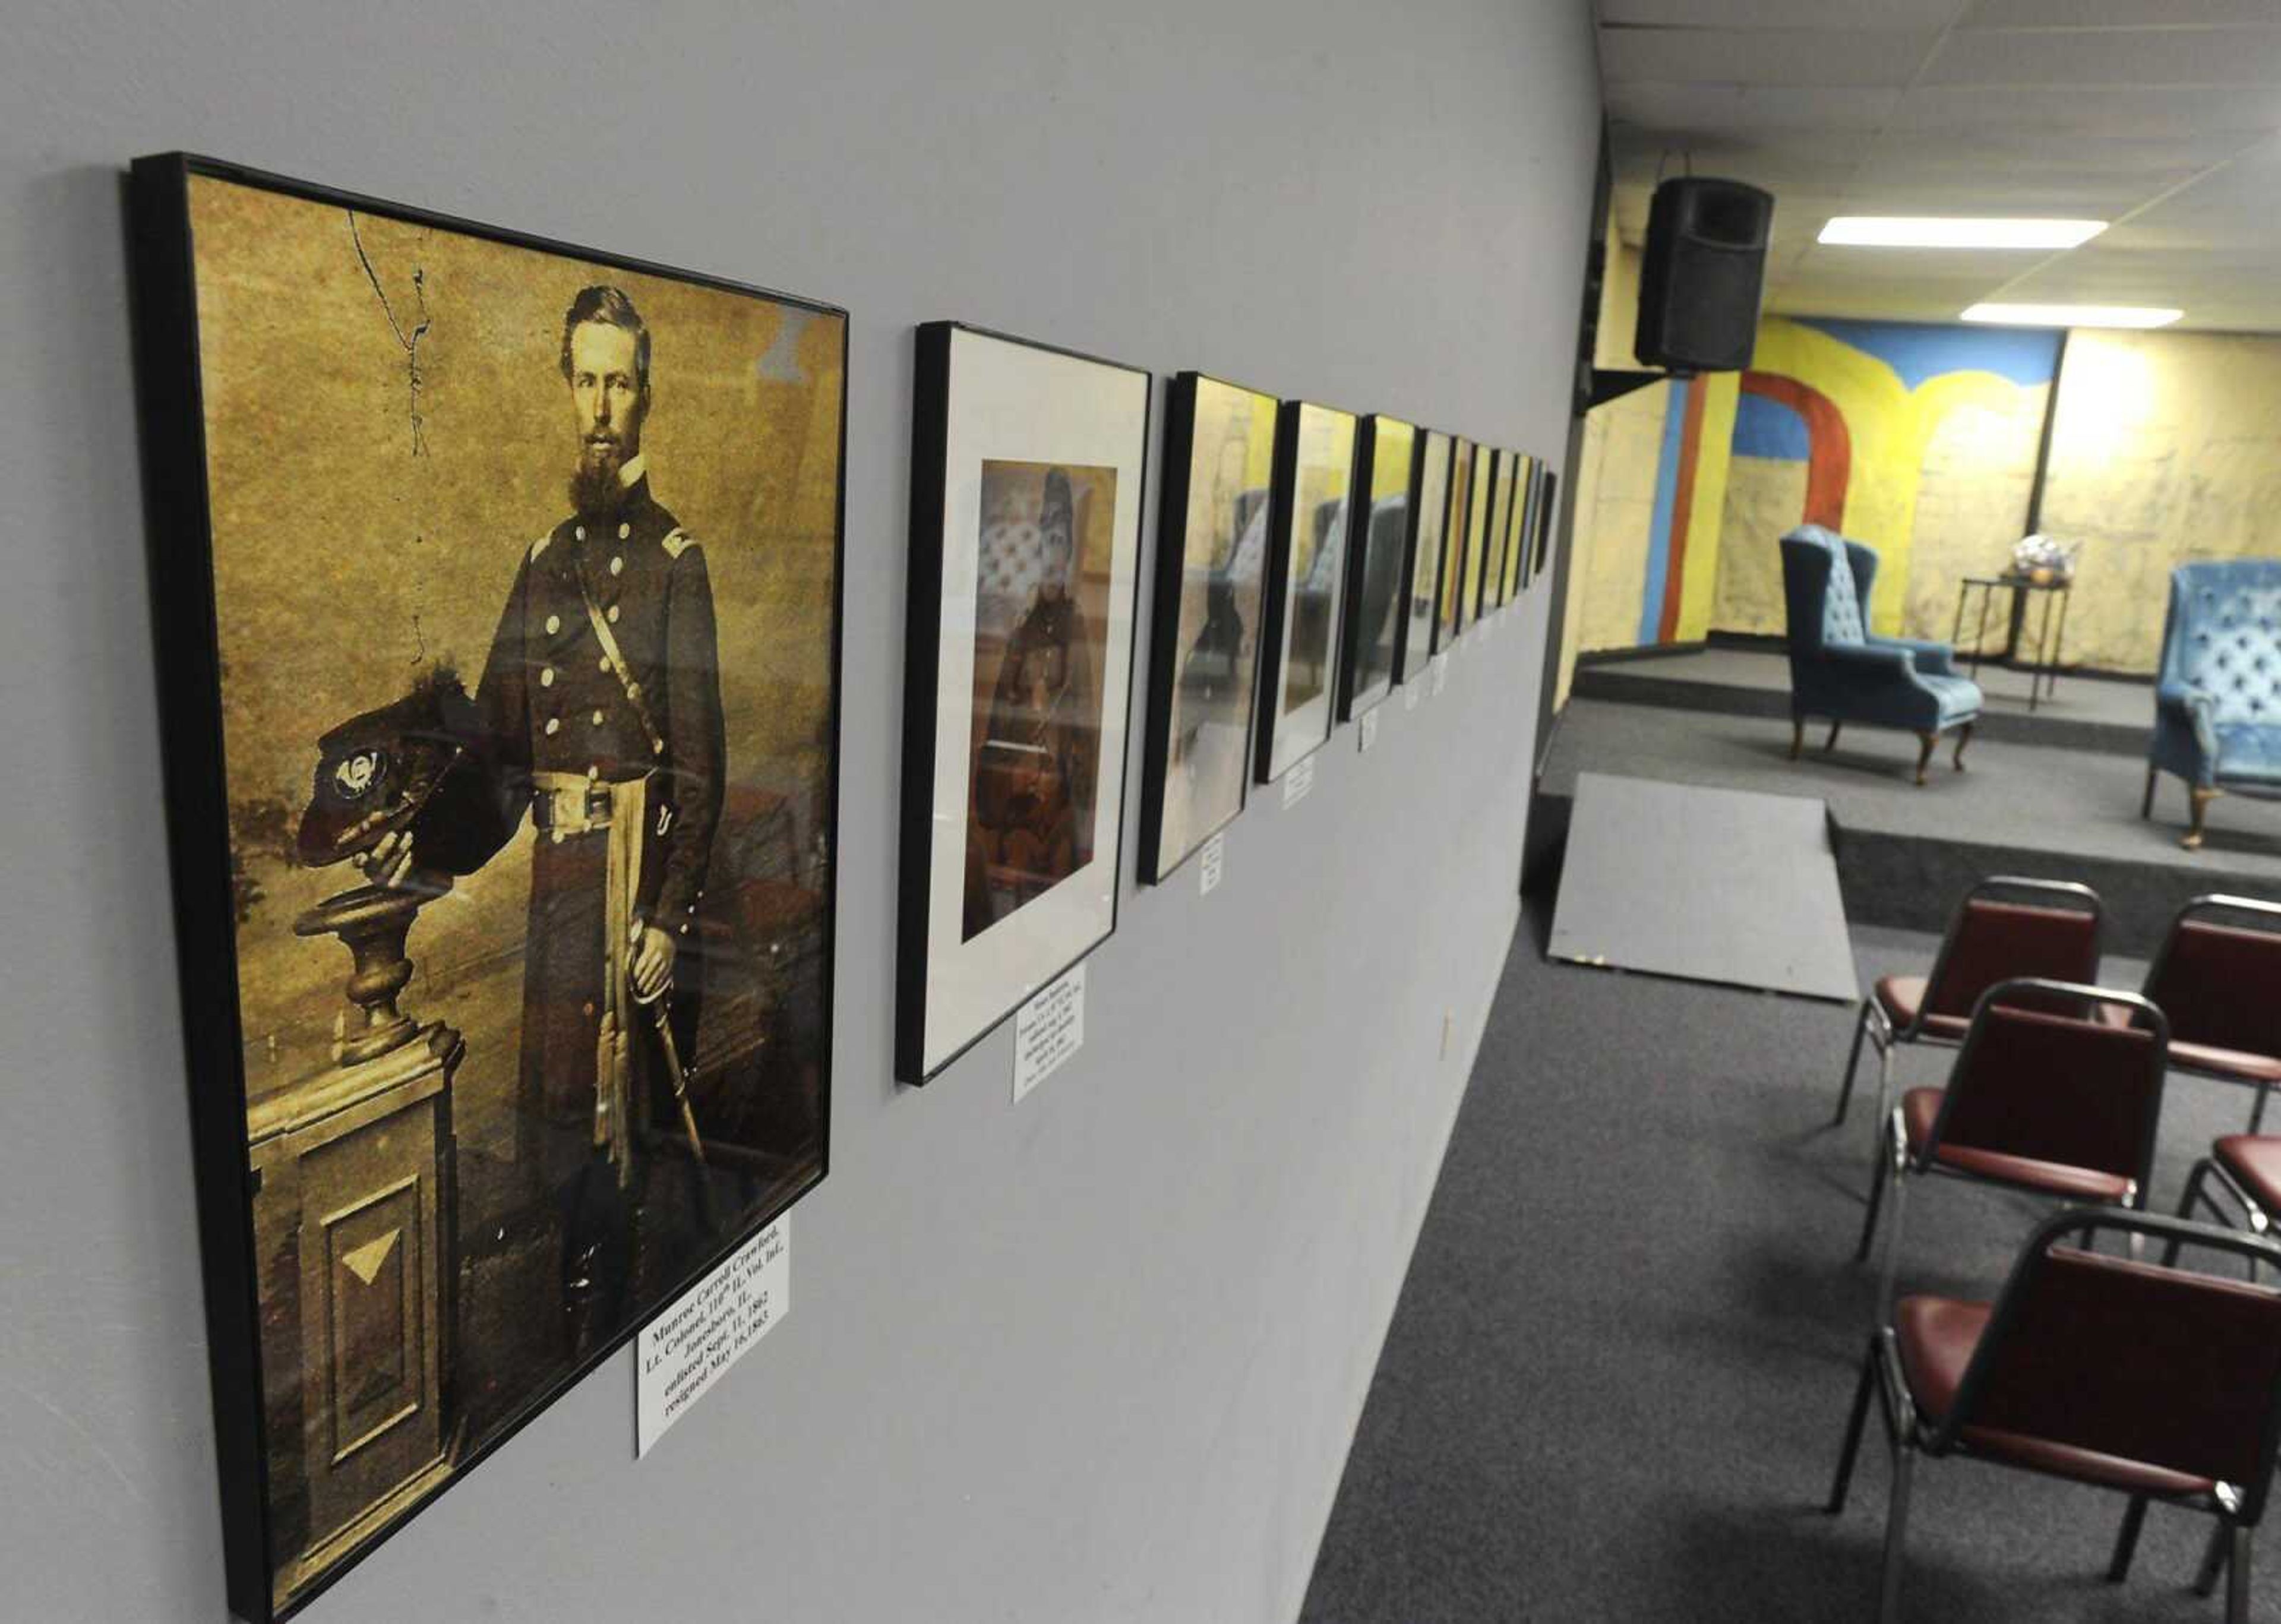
[
  {"left": 1855, "top": 980, "right": 2168, "bottom": 1313},
  {"left": 1828, "top": 1208, "right": 2281, "bottom": 1624},
  {"left": 2118, "top": 894, "right": 2281, "bottom": 1135},
  {"left": 1834, "top": 877, "right": 2103, "bottom": 1134},
  {"left": 2177, "top": 1133, "right": 2281, "bottom": 1256}
]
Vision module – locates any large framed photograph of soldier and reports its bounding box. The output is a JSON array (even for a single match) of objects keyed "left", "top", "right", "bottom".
[
  {"left": 897, "top": 323, "right": 1149, "bottom": 1085},
  {"left": 129, "top": 155, "right": 844, "bottom": 1622}
]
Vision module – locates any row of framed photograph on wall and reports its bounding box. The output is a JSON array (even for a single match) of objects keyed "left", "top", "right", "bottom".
[
  {"left": 128, "top": 154, "right": 1559, "bottom": 1622},
  {"left": 896, "top": 324, "right": 1558, "bottom": 1086}
]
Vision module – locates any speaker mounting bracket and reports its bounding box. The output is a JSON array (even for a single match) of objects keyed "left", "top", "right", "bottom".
[{"left": 1586, "top": 366, "right": 1694, "bottom": 410}]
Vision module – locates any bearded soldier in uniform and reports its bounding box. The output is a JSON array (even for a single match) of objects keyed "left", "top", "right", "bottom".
[{"left": 372, "top": 284, "right": 725, "bottom": 1358}]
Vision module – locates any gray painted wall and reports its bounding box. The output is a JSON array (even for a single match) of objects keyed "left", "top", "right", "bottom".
[{"left": 0, "top": 2, "right": 1599, "bottom": 1618}]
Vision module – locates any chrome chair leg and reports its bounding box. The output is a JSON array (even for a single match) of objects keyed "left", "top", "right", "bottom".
[
  {"left": 1835, "top": 1000, "right": 1873, "bottom": 1125},
  {"left": 1827, "top": 1337, "right": 1878, "bottom": 1515},
  {"left": 2195, "top": 1519, "right": 2230, "bottom": 1598},
  {"left": 2106, "top": 1495, "right": 2147, "bottom": 1582},
  {"left": 1878, "top": 1443, "right": 1915, "bottom": 1624},
  {"left": 1877, "top": 1171, "right": 1912, "bottom": 1320}
]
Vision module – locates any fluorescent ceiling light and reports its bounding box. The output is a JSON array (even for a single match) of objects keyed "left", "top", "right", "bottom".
[
  {"left": 1961, "top": 303, "right": 2183, "bottom": 329},
  {"left": 1818, "top": 217, "right": 2107, "bottom": 249}
]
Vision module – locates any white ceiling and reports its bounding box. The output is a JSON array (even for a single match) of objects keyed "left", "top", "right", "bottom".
[{"left": 1596, "top": 0, "right": 2281, "bottom": 330}]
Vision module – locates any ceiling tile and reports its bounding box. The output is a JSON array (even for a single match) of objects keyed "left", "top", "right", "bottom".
[
  {"left": 1921, "top": 24, "right": 2281, "bottom": 86},
  {"left": 1885, "top": 84, "right": 2281, "bottom": 134},
  {"left": 1961, "top": 0, "right": 2281, "bottom": 26},
  {"left": 1603, "top": 0, "right": 1963, "bottom": 24},
  {"left": 1599, "top": 24, "right": 1940, "bottom": 87},
  {"left": 1603, "top": 80, "right": 1903, "bottom": 132}
]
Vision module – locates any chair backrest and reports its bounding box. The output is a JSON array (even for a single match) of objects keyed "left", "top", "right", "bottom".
[
  {"left": 2142, "top": 895, "right": 2281, "bottom": 1061},
  {"left": 1940, "top": 1209, "right": 2281, "bottom": 1521},
  {"left": 2166, "top": 560, "right": 2281, "bottom": 727},
  {"left": 1778, "top": 525, "right": 1867, "bottom": 653},
  {"left": 1919, "top": 879, "right": 2103, "bottom": 1027},
  {"left": 1927, "top": 980, "right": 2166, "bottom": 1187}
]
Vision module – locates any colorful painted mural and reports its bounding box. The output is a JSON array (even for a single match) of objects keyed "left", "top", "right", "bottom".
[
  {"left": 1567, "top": 292, "right": 2281, "bottom": 687},
  {"left": 1642, "top": 317, "right": 2061, "bottom": 646}
]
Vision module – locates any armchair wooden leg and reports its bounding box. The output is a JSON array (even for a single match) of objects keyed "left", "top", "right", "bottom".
[
  {"left": 1825, "top": 720, "right": 1844, "bottom": 753},
  {"left": 1790, "top": 718, "right": 1805, "bottom": 761},
  {"left": 2186, "top": 786, "right": 2219, "bottom": 850},
  {"left": 1951, "top": 723, "right": 1972, "bottom": 771},
  {"left": 1912, "top": 731, "right": 1935, "bottom": 786},
  {"left": 2227, "top": 1522, "right": 2252, "bottom": 1624},
  {"left": 2141, "top": 764, "right": 2159, "bottom": 820}
]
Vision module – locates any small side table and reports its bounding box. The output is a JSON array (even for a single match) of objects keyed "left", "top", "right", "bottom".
[{"left": 1953, "top": 573, "right": 2071, "bottom": 712}]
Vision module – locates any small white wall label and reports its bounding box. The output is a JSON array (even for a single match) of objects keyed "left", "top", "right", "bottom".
[
  {"left": 637, "top": 1215, "right": 790, "bottom": 1458},
  {"left": 1013, "top": 963, "right": 1086, "bottom": 1103}
]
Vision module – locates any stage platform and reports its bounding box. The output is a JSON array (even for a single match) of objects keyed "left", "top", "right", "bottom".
[
  {"left": 1539, "top": 647, "right": 2281, "bottom": 955},
  {"left": 1571, "top": 643, "right": 2147, "bottom": 755}
]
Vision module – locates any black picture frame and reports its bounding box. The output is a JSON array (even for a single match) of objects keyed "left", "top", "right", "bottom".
[
  {"left": 129, "top": 153, "right": 846, "bottom": 1623},
  {"left": 896, "top": 322, "right": 1152, "bottom": 1083},
  {"left": 1397, "top": 428, "right": 1453, "bottom": 683},
  {"left": 1253, "top": 399, "right": 1359, "bottom": 782},
  {"left": 1533, "top": 465, "right": 1561, "bottom": 582},
  {"left": 1478, "top": 447, "right": 1512, "bottom": 617},
  {"left": 1336, "top": 414, "right": 1418, "bottom": 722},
  {"left": 1436, "top": 436, "right": 1476, "bottom": 651},
  {"left": 1136, "top": 371, "right": 1279, "bottom": 883},
  {"left": 1500, "top": 452, "right": 1536, "bottom": 604}
]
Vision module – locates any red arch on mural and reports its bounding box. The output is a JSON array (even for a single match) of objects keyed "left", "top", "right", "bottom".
[{"left": 1740, "top": 371, "right": 1850, "bottom": 530}]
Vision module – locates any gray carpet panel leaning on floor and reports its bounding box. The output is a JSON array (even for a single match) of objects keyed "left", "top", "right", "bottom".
[{"left": 1300, "top": 908, "right": 2281, "bottom": 1623}]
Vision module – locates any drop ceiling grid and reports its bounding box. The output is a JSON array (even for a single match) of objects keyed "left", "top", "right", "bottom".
[{"left": 1594, "top": 0, "right": 2281, "bottom": 326}]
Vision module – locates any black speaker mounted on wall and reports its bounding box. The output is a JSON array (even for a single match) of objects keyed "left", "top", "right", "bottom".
[
  {"left": 1635, "top": 176, "right": 1774, "bottom": 372},
  {"left": 1582, "top": 175, "right": 1774, "bottom": 412}
]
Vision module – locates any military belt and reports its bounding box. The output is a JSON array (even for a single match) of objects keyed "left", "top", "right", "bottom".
[{"left": 530, "top": 772, "right": 618, "bottom": 835}]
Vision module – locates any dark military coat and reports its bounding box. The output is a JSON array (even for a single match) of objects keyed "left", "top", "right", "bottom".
[{"left": 443, "top": 472, "right": 726, "bottom": 1181}]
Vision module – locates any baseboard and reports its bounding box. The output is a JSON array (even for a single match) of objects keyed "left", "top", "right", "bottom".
[{"left": 1573, "top": 639, "right": 1705, "bottom": 667}]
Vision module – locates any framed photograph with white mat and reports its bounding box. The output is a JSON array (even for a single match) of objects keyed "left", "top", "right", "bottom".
[
  {"left": 1398, "top": 428, "right": 1452, "bottom": 684},
  {"left": 1253, "top": 400, "right": 1357, "bottom": 782},
  {"left": 1336, "top": 413, "right": 1416, "bottom": 721},
  {"left": 897, "top": 323, "right": 1150, "bottom": 1084},
  {"left": 1136, "top": 372, "right": 1279, "bottom": 883}
]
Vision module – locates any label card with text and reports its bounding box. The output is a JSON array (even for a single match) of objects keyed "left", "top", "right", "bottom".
[
  {"left": 637, "top": 1216, "right": 790, "bottom": 1458},
  {"left": 1358, "top": 707, "right": 1379, "bottom": 754},
  {"left": 1282, "top": 754, "right": 1316, "bottom": 810},
  {"left": 1199, "top": 831, "right": 1225, "bottom": 896},
  {"left": 1013, "top": 963, "right": 1086, "bottom": 1102}
]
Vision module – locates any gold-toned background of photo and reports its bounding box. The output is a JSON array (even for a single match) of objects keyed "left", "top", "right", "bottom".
[
  {"left": 1281, "top": 406, "right": 1354, "bottom": 715},
  {"left": 188, "top": 175, "right": 843, "bottom": 1108}
]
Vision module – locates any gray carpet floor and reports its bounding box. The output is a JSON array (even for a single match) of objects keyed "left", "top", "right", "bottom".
[
  {"left": 1541, "top": 697, "right": 2281, "bottom": 877},
  {"left": 1299, "top": 909, "right": 2281, "bottom": 1622}
]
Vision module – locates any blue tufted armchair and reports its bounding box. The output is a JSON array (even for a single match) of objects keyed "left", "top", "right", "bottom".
[
  {"left": 2144, "top": 558, "right": 2281, "bottom": 849},
  {"left": 1779, "top": 525, "right": 1983, "bottom": 785}
]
